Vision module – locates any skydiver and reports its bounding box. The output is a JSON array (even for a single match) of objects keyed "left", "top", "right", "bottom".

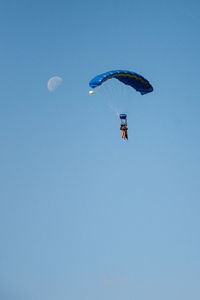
[{"left": 120, "top": 120, "right": 128, "bottom": 140}]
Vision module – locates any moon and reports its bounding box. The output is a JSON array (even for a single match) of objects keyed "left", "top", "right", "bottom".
[{"left": 47, "top": 76, "right": 63, "bottom": 92}]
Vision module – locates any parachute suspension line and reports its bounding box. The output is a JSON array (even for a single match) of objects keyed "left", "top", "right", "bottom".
[
  {"left": 107, "top": 103, "right": 120, "bottom": 118},
  {"left": 89, "top": 82, "right": 106, "bottom": 95}
]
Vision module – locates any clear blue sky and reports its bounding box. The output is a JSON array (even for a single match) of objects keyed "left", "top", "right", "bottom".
[{"left": 1, "top": 0, "right": 200, "bottom": 299}]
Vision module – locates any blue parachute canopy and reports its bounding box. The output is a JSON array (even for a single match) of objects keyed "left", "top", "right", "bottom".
[
  {"left": 89, "top": 70, "right": 153, "bottom": 95},
  {"left": 119, "top": 114, "right": 127, "bottom": 120}
]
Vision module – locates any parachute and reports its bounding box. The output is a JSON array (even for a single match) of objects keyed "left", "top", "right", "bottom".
[
  {"left": 89, "top": 69, "right": 153, "bottom": 140},
  {"left": 89, "top": 70, "right": 153, "bottom": 95}
]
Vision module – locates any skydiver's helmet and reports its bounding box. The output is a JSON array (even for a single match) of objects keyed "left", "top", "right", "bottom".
[
  {"left": 119, "top": 114, "right": 127, "bottom": 121},
  {"left": 119, "top": 114, "right": 127, "bottom": 124},
  {"left": 119, "top": 114, "right": 127, "bottom": 130}
]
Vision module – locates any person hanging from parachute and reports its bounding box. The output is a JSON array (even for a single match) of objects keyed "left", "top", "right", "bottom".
[
  {"left": 89, "top": 70, "right": 153, "bottom": 140},
  {"left": 120, "top": 114, "right": 128, "bottom": 140}
]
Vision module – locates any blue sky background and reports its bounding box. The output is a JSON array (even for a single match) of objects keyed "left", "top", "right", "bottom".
[{"left": 1, "top": 0, "right": 200, "bottom": 299}]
